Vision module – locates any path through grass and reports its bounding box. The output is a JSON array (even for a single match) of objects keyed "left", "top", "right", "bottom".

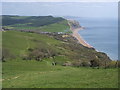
[{"left": 2, "top": 60, "right": 118, "bottom": 88}]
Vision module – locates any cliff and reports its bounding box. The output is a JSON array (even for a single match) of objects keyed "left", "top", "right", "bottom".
[{"left": 68, "top": 19, "right": 82, "bottom": 29}]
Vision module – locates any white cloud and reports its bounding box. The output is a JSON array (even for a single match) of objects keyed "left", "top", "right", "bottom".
[{"left": 1, "top": 0, "right": 119, "bottom": 2}]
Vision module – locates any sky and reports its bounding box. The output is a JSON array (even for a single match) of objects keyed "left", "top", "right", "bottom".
[
  {"left": 1, "top": 0, "right": 119, "bottom": 2},
  {"left": 2, "top": 2, "right": 118, "bottom": 18}
]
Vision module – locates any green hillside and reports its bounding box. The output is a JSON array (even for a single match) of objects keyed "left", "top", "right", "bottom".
[
  {"left": 2, "top": 30, "right": 112, "bottom": 67},
  {"left": 2, "top": 30, "right": 118, "bottom": 87},
  {"left": 2, "top": 15, "right": 71, "bottom": 33},
  {"left": 2, "top": 16, "right": 118, "bottom": 88},
  {"left": 2, "top": 15, "right": 64, "bottom": 26},
  {"left": 3, "top": 31, "right": 61, "bottom": 58}
]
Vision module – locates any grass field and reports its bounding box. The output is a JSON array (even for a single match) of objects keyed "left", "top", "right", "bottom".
[
  {"left": 40, "top": 20, "right": 71, "bottom": 33},
  {"left": 2, "top": 60, "right": 118, "bottom": 88},
  {"left": 2, "top": 29, "right": 118, "bottom": 88}
]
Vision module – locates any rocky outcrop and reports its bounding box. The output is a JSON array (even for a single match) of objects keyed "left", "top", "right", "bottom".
[{"left": 68, "top": 20, "right": 81, "bottom": 29}]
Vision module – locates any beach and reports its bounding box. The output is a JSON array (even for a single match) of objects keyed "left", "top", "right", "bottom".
[
  {"left": 68, "top": 20, "right": 93, "bottom": 48},
  {"left": 72, "top": 28, "right": 93, "bottom": 48}
]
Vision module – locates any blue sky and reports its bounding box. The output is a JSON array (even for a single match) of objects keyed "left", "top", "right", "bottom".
[{"left": 2, "top": 2, "right": 118, "bottom": 18}]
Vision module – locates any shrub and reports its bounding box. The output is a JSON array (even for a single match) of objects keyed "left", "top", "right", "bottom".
[
  {"left": 72, "top": 61, "right": 81, "bottom": 67},
  {"left": 62, "top": 61, "right": 72, "bottom": 66},
  {"left": 26, "top": 47, "right": 59, "bottom": 61},
  {"left": 107, "top": 61, "right": 118, "bottom": 68},
  {"left": 90, "top": 59, "right": 100, "bottom": 68},
  {"left": 27, "top": 48, "right": 34, "bottom": 52},
  {"left": 81, "top": 61, "right": 91, "bottom": 67},
  {"left": 29, "top": 50, "right": 44, "bottom": 61}
]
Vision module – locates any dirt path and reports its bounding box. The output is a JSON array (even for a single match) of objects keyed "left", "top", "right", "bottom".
[
  {"left": 2, "top": 76, "right": 20, "bottom": 81},
  {"left": 2, "top": 70, "right": 56, "bottom": 81}
]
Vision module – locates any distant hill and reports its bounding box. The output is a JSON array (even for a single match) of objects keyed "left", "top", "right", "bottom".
[
  {"left": 2, "top": 15, "right": 71, "bottom": 33},
  {"left": 2, "top": 15, "right": 64, "bottom": 26}
]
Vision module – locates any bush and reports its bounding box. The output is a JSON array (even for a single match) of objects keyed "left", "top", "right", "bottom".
[
  {"left": 81, "top": 61, "right": 91, "bottom": 67},
  {"left": 29, "top": 49, "right": 44, "bottom": 61},
  {"left": 62, "top": 61, "right": 72, "bottom": 66},
  {"left": 72, "top": 61, "right": 81, "bottom": 67},
  {"left": 25, "top": 47, "right": 59, "bottom": 61},
  {"left": 22, "top": 54, "right": 32, "bottom": 60},
  {"left": 107, "top": 61, "right": 118, "bottom": 68},
  {"left": 90, "top": 59, "right": 100, "bottom": 68}
]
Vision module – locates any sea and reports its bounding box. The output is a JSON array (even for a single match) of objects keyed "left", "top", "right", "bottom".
[{"left": 66, "top": 17, "right": 118, "bottom": 60}]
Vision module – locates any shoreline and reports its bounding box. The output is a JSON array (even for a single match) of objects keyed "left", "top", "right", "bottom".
[
  {"left": 67, "top": 20, "right": 116, "bottom": 60},
  {"left": 68, "top": 20, "right": 93, "bottom": 48}
]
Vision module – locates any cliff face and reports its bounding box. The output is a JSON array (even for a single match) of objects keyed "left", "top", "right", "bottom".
[{"left": 68, "top": 20, "right": 81, "bottom": 29}]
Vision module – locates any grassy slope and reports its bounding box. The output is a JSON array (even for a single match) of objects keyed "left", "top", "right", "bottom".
[
  {"left": 2, "top": 31, "right": 118, "bottom": 88},
  {"left": 2, "top": 16, "right": 70, "bottom": 33},
  {"left": 3, "top": 31, "right": 62, "bottom": 57},
  {"left": 7, "top": 20, "right": 71, "bottom": 33},
  {"left": 40, "top": 20, "right": 71, "bottom": 33},
  {"left": 2, "top": 60, "right": 118, "bottom": 88}
]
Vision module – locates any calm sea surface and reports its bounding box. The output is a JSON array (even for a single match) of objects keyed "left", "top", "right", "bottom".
[{"left": 67, "top": 17, "right": 118, "bottom": 60}]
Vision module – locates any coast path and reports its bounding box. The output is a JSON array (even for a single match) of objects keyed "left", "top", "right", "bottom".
[{"left": 68, "top": 20, "right": 93, "bottom": 48}]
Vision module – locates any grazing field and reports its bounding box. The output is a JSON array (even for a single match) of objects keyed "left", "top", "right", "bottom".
[
  {"left": 2, "top": 15, "right": 118, "bottom": 88},
  {"left": 2, "top": 60, "right": 118, "bottom": 88}
]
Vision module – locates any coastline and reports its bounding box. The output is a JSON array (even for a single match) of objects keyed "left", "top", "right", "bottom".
[{"left": 68, "top": 20, "right": 93, "bottom": 48}]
